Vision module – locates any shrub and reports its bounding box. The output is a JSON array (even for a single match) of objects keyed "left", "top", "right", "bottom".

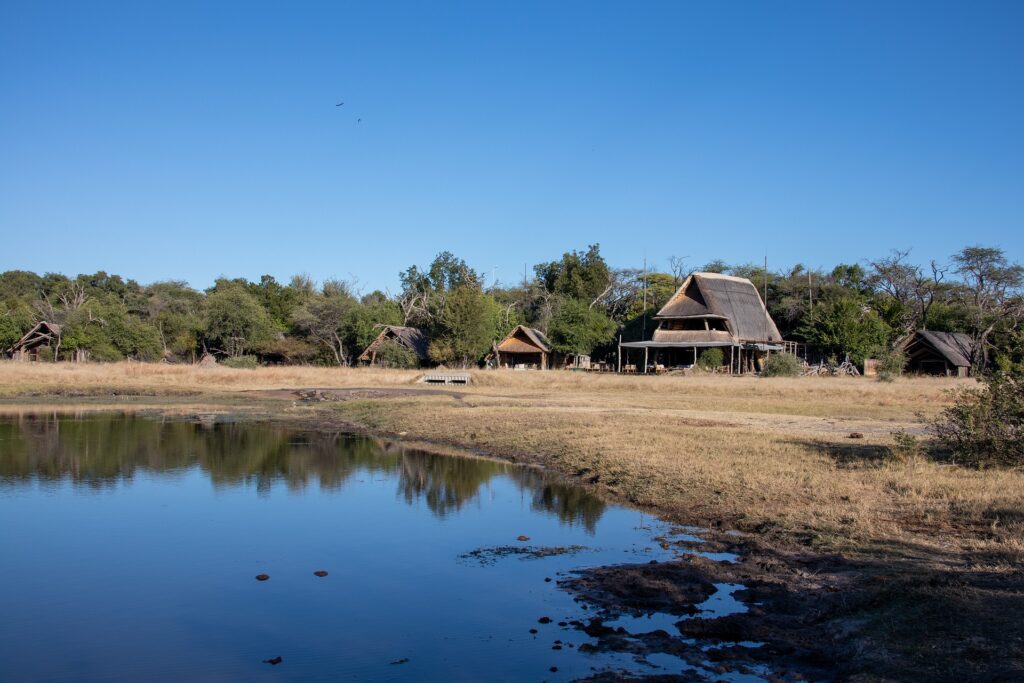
[
  {"left": 375, "top": 339, "right": 420, "bottom": 369},
  {"left": 696, "top": 347, "right": 724, "bottom": 371},
  {"left": 887, "top": 428, "right": 923, "bottom": 463},
  {"left": 876, "top": 348, "right": 906, "bottom": 383},
  {"left": 933, "top": 371, "right": 1024, "bottom": 468},
  {"left": 222, "top": 355, "right": 259, "bottom": 369},
  {"left": 760, "top": 352, "right": 802, "bottom": 377}
]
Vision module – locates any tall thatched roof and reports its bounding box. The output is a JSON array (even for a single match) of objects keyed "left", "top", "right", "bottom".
[
  {"left": 655, "top": 273, "right": 782, "bottom": 343},
  {"left": 496, "top": 325, "right": 551, "bottom": 354},
  {"left": 358, "top": 325, "right": 430, "bottom": 362},
  {"left": 10, "top": 321, "right": 61, "bottom": 351},
  {"left": 901, "top": 330, "right": 975, "bottom": 368}
]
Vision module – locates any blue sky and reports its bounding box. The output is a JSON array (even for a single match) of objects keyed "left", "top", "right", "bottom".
[{"left": 1, "top": 1, "right": 1021, "bottom": 293}]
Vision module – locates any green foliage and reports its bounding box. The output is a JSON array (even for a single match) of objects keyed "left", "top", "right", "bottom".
[
  {"left": 887, "top": 428, "right": 923, "bottom": 463},
  {"left": 876, "top": 347, "right": 907, "bottom": 383},
  {"left": 0, "top": 307, "right": 23, "bottom": 350},
  {"left": 428, "top": 287, "right": 500, "bottom": 367},
  {"left": 760, "top": 352, "right": 802, "bottom": 377},
  {"left": 534, "top": 244, "right": 611, "bottom": 303},
  {"left": 204, "top": 284, "right": 274, "bottom": 357},
  {"left": 933, "top": 371, "right": 1024, "bottom": 468},
  {"left": 799, "top": 296, "right": 890, "bottom": 366},
  {"left": 547, "top": 298, "right": 616, "bottom": 355},
  {"left": 374, "top": 339, "right": 420, "bottom": 369},
  {"left": 222, "top": 355, "right": 259, "bottom": 369},
  {"left": 696, "top": 347, "right": 725, "bottom": 371}
]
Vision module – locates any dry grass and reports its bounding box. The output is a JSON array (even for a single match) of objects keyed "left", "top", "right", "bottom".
[{"left": 2, "top": 361, "right": 1021, "bottom": 676}]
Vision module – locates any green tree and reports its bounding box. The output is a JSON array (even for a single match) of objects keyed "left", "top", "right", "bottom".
[
  {"left": 547, "top": 298, "right": 616, "bottom": 355},
  {"left": 204, "top": 284, "right": 274, "bottom": 357},
  {"left": 292, "top": 283, "right": 360, "bottom": 365},
  {"left": 534, "top": 244, "right": 611, "bottom": 304},
  {"left": 799, "top": 296, "right": 890, "bottom": 366},
  {"left": 428, "top": 286, "right": 499, "bottom": 367}
]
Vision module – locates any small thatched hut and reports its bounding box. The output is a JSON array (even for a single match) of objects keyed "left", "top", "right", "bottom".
[
  {"left": 620, "top": 272, "right": 785, "bottom": 373},
  {"left": 899, "top": 330, "right": 975, "bottom": 377},
  {"left": 491, "top": 325, "right": 552, "bottom": 370},
  {"left": 7, "top": 322, "right": 62, "bottom": 361},
  {"left": 358, "top": 326, "right": 430, "bottom": 366}
]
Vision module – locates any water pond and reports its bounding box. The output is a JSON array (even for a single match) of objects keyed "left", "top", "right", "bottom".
[{"left": 0, "top": 413, "right": 757, "bottom": 682}]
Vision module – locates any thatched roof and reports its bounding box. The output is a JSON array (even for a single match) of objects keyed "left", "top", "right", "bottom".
[
  {"left": 10, "top": 321, "right": 61, "bottom": 351},
  {"left": 902, "top": 330, "right": 975, "bottom": 368},
  {"left": 496, "top": 325, "right": 551, "bottom": 354},
  {"left": 358, "top": 325, "right": 430, "bottom": 362},
  {"left": 655, "top": 273, "right": 782, "bottom": 343}
]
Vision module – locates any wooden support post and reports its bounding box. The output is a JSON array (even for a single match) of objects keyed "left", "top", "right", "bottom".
[
  {"left": 730, "top": 345, "right": 734, "bottom": 375},
  {"left": 617, "top": 335, "right": 622, "bottom": 373},
  {"left": 643, "top": 346, "right": 649, "bottom": 374}
]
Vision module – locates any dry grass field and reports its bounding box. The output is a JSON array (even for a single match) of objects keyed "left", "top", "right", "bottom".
[{"left": 2, "top": 360, "right": 1022, "bottom": 678}]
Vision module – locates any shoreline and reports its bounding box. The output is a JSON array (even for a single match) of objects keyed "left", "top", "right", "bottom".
[{"left": 1, "top": 364, "right": 1021, "bottom": 679}]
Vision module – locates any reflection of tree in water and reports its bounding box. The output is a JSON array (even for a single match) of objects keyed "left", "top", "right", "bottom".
[
  {"left": 510, "top": 468, "right": 606, "bottom": 534},
  {"left": 393, "top": 446, "right": 504, "bottom": 518},
  {"left": 0, "top": 414, "right": 604, "bottom": 528}
]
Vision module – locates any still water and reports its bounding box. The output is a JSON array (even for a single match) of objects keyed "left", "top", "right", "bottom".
[{"left": 0, "top": 413, "right": 744, "bottom": 682}]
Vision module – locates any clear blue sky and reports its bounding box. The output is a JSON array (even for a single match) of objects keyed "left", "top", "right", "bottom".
[{"left": 1, "top": 1, "right": 1021, "bottom": 293}]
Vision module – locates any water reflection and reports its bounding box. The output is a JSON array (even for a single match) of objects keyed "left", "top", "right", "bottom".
[{"left": 0, "top": 412, "right": 605, "bottom": 530}]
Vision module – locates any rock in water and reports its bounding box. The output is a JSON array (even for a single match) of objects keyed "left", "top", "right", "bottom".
[
  {"left": 263, "top": 656, "right": 282, "bottom": 665},
  {"left": 313, "top": 570, "right": 328, "bottom": 577},
  {"left": 255, "top": 574, "right": 270, "bottom": 581}
]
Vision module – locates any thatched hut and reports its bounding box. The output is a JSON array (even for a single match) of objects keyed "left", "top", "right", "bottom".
[
  {"left": 620, "top": 273, "right": 785, "bottom": 373},
  {"left": 358, "top": 326, "right": 430, "bottom": 366},
  {"left": 491, "top": 325, "right": 552, "bottom": 370},
  {"left": 898, "top": 330, "right": 975, "bottom": 377},
  {"left": 7, "top": 322, "right": 62, "bottom": 361}
]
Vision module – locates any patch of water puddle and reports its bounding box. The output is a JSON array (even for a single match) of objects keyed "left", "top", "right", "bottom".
[
  {"left": 604, "top": 582, "right": 751, "bottom": 634},
  {"left": 645, "top": 652, "right": 771, "bottom": 682}
]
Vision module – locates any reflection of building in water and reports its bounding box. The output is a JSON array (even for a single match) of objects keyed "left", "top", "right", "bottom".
[{"left": 0, "top": 415, "right": 605, "bottom": 530}]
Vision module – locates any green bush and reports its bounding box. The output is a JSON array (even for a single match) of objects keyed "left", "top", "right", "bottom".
[
  {"left": 222, "top": 355, "right": 259, "bottom": 369},
  {"left": 375, "top": 339, "right": 420, "bottom": 369},
  {"left": 887, "top": 428, "right": 922, "bottom": 463},
  {"left": 876, "top": 348, "right": 906, "bottom": 383},
  {"left": 760, "top": 352, "right": 802, "bottom": 377},
  {"left": 933, "top": 371, "right": 1024, "bottom": 468},
  {"left": 696, "top": 347, "right": 724, "bottom": 371}
]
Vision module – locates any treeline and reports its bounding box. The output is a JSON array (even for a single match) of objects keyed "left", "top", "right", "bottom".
[{"left": 1, "top": 245, "right": 1021, "bottom": 371}]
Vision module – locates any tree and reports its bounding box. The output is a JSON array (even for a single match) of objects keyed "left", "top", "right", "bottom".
[
  {"left": 428, "top": 286, "right": 499, "bottom": 367},
  {"left": 204, "top": 284, "right": 274, "bottom": 357},
  {"left": 868, "top": 249, "right": 948, "bottom": 336},
  {"left": 146, "top": 281, "right": 204, "bottom": 361},
  {"left": 799, "top": 296, "right": 890, "bottom": 366},
  {"left": 951, "top": 246, "right": 1024, "bottom": 368},
  {"left": 292, "top": 283, "right": 359, "bottom": 365},
  {"left": 547, "top": 298, "right": 616, "bottom": 355},
  {"left": 534, "top": 244, "right": 611, "bottom": 305}
]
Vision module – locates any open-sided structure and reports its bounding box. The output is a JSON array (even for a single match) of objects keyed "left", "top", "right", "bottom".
[
  {"left": 6, "top": 322, "right": 61, "bottom": 361},
  {"left": 899, "top": 330, "right": 975, "bottom": 376},
  {"left": 619, "top": 273, "right": 785, "bottom": 373},
  {"left": 491, "top": 325, "right": 552, "bottom": 370},
  {"left": 358, "top": 325, "right": 430, "bottom": 366}
]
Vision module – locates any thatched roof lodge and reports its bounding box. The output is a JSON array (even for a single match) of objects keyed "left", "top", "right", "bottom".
[
  {"left": 620, "top": 272, "right": 784, "bottom": 374},
  {"left": 358, "top": 325, "right": 430, "bottom": 366},
  {"left": 898, "top": 330, "right": 975, "bottom": 377},
  {"left": 6, "top": 321, "right": 61, "bottom": 361},
  {"left": 491, "top": 325, "right": 552, "bottom": 370}
]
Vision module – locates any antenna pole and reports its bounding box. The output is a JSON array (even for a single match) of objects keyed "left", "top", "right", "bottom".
[{"left": 641, "top": 256, "right": 648, "bottom": 340}]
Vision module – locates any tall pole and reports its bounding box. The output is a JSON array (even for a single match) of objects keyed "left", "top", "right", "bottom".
[
  {"left": 808, "top": 270, "right": 813, "bottom": 311},
  {"left": 641, "top": 256, "right": 648, "bottom": 340}
]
